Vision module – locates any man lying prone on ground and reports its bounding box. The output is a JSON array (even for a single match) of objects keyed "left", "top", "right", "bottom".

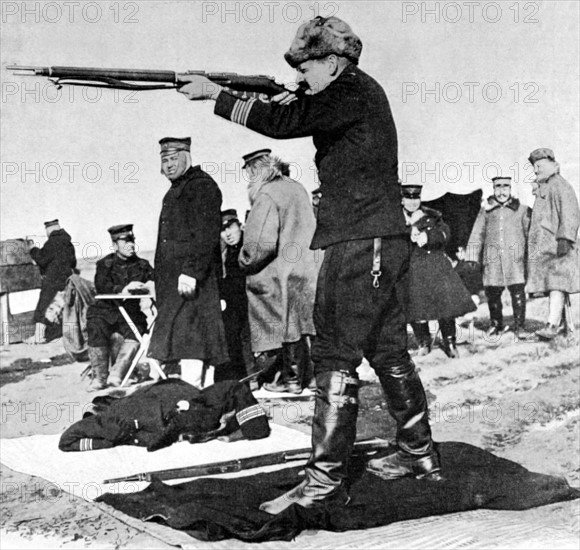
[{"left": 59, "top": 379, "right": 270, "bottom": 452}]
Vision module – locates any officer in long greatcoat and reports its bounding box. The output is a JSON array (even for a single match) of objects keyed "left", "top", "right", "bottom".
[
  {"left": 176, "top": 16, "right": 441, "bottom": 511},
  {"left": 526, "top": 148, "right": 579, "bottom": 340},
  {"left": 468, "top": 177, "right": 531, "bottom": 337},
  {"left": 148, "top": 137, "right": 228, "bottom": 387}
]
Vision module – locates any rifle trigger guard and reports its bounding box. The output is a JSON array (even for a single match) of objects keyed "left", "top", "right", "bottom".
[{"left": 49, "top": 78, "right": 62, "bottom": 90}]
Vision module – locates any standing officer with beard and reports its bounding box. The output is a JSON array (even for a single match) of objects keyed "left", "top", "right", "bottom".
[
  {"left": 176, "top": 16, "right": 442, "bottom": 512},
  {"left": 148, "top": 137, "right": 228, "bottom": 387}
]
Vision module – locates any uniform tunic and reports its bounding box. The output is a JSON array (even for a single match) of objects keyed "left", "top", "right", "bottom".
[
  {"left": 86, "top": 253, "right": 153, "bottom": 347},
  {"left": 149, "top": 166, "right": 228, "bottom": 364},
  {"left": 527, "top": 172, "right": 580, "bottom": 294},
  {"left": 468, "top": 196, "right": 531, "bottom": 287},
  {"left": 30, "top": 228, "right": 77, "bottom": 323}
]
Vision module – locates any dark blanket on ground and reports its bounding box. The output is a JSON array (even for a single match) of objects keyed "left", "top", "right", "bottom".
[{"left": 98, "top": 441, "right": 579, "bottom": 542}]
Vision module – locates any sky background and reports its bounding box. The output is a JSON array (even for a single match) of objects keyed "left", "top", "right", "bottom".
[{"left": 1, "top": 0, "right": 579, "bottom": 261}]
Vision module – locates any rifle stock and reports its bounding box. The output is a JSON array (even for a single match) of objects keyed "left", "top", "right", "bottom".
[
  {"left": 104, "top": 438, "right": 389, "bottom": 484},
  {"left": 7, "top": 65, "right": 296, "bottom": 98}
]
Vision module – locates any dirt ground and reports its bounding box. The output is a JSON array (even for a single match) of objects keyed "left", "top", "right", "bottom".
[{"left": 1, "top": 294, "right": 579, "bottom": 548}]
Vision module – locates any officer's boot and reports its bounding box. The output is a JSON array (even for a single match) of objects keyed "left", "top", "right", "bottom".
[
  {"left": 439, "top": 318, "right": 459, "bottom": 358},
  {"left": 485, "top": 286, "right": 504, "bottom": 336},
  {"left": 367, "top": 360, "right": 442, "bottom": 480},
  {"left": 411, "top": 322, "right": 431, "bottom": 356},
  {"left": 108, "top": 340, "right": 139, "bottom": 387},
  {"left": 88, "top": 346, "right": 109, "bottom": 391},
  {"left": 260, "top": 370, "right": 358, "bottom": 514},
  {"left": 509, "top": 285, "right": 528, "bottom": 340}
]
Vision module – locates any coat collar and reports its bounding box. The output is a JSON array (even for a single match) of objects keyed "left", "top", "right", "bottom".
[
  {"left": 169, "top": 165, "right": 200, "bottom": 197},
  {"left": 485, "top": 195, "right": 520, "bottom": 212},
  {"left": 535, "top": 172, "right": 560, "bottom": 199}
]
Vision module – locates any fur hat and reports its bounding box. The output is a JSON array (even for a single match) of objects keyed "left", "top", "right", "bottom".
[{"left": 284, "top": 16, "right": 362, "bottom": 68}]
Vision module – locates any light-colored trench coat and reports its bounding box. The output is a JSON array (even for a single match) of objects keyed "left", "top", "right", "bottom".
[
  {"left": 527, "top": 172, "right": 580, "bottom": 294},
  {"left": 239, "top": 176, "right": 320, "bottom": 353},
  {"left": 468, "top": 196, "right": 531, "bottom": 287}
]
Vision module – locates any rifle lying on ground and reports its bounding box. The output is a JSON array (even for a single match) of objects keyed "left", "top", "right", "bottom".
[
  {"left": 104, "top": 438, "right": 390, "bottom": 484},
  {"left": 7, "top": 65, "right": 302, "bottom": 98}
]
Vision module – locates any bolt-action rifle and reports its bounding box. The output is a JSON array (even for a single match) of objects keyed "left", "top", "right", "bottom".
[
  {"left": 7, "top": 65, "right": 302, "bottom": 99},
  {"left": 104, "top": 438, "right": 390, "bottom": 484}
]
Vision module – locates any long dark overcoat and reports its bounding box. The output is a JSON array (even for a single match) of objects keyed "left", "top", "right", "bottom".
[
  {"left": 406, "top": 207, "right": 476, "bottom": 322},
  {"left": 527, "top": 172, "right": 580, "bottom": 294},
  {"left": 30, "top": 228, "right": 77, "bottom": 323},
  {"left": 468, "top": 196, "right": 531, "bottom": 287},
  {"left": 148, "top": 166, "right": 228, "bottom": 365}
]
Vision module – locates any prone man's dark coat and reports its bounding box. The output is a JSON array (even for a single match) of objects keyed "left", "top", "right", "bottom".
[
  {"left": 149, "top": 166, "right": 228, "bottom": 364},
  {"left": 30, "top": 228, "right": 77, "bottom": 323},
  {"left": 215, "top": 63, "right": 406, "bottom": 249}
]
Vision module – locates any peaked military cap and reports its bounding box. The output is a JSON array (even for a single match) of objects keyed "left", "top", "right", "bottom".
[
  {"left": 401, "top": 184, "right": 423, "bottom": 198},
  {"left": 285, "top": 16, "right": 362, "bottom": 68},
  {"left": 528, "top": 147, "right": 555, "bottom": 165},
  {"left": 221, "top": 209, "right": 240, "bottom": 229},
  {"left": 242, "top": 148, "right": 271, "bottom": 169},
  {"left": 108, "top": 224, "right": 134, "bottom": 242},
  {"left": 492, "top": 176, "right": 512, "bottom": 186},
  {"left": 44, "top": 219, "right": 59, "bottom": 228},
  {"left": 159, "top": 137, "right": 191, "bottom": 157}
]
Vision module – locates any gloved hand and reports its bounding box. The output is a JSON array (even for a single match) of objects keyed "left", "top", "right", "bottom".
[{"left": 557, "top": 239, "right": 573, "bottom": 257}]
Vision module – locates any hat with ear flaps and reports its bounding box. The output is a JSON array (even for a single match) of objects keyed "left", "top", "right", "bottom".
[{"left": 284, "top": 16, "right": 363, "bottom": 68}]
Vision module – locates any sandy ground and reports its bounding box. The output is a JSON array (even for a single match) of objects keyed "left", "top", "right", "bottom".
[{"left": 1, "top": 294, "right": 579, "bottom": 548}]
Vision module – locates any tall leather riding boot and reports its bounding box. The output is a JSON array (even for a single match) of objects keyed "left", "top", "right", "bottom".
[
  {"left": 411, "top": 322, "right": 431, "bottom": 356},
  {"left": 439, "top": 318, "right": 458, "bottom": 358},
  {"left": 367, "top": 360, "right": 441, "bottom": 480},
  {"left": 88, "top": 346, "right": 109, "bottom": 391},
  {"left": 260, "top": 370, "right": 358, "bottom": 514},
  {"left": 108, "top": 340, "right": 140, "bottom": 387},
  {"left": 509, "top": 284, "right": 526, "bottom": 334},
  {"left": 485, "top": 286, "right": 504, "bottom": 335}
]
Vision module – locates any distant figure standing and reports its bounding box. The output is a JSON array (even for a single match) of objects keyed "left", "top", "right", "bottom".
[
  {"left": 216, "top": 209, "right": 253, "bottom": 383},
  {"left": 27, "top": 219, "right": 76, "bottom": 344},
  {"left": 526, "top": 148, "right": 579, "bottom": 339},
  {"left": 468, "top": 176, "right": 531, "bottom": 338},
  {"left": 403, "top": 185, "right": 476, "bottom": 358}
]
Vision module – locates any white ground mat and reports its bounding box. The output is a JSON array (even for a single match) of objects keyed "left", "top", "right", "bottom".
[
  {"left": 253, "top": 387, "right": 314, "bottom": 399},
  {"left": 0, "top": 423, "right": 311, "bottom": 502}
]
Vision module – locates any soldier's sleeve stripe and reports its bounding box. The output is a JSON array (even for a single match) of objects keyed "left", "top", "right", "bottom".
[
  {"left": 80, "top": 438, "right": 93, "bottom": 451},
  {"left": 236, "top": 404, "right": 266, "bottom": 425},
  {"left": 231, "top": 98, "right": 256, "bottom": 126}
]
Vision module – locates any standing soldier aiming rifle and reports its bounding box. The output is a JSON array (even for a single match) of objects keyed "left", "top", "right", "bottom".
[{"left": 177, "top": 16, "right": 443, "bottom": 513}]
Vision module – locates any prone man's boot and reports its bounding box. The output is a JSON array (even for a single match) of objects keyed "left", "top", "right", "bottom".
[
  {"left": 88, "top": 346, "right": 109, "bottom": 391},
  {"left": 260, "top": 370, "right": 359, "bottom": 514},
  {"left": 367, "top": 360, "right": 442, "bottom": 481},
  {"left": 108, "top": 339, "right": 139, "bottom": 387}
]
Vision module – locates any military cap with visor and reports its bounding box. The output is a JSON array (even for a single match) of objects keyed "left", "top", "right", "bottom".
[
  {"left": 159, "top": 137, "right": 191, "bottom": 157},
  {"left": 492, "top": 176, "right": 512, "bottom": 187},
  {"left": 221, "top": 209, "right": 240, "bottom": 230},
  {"left": 242, "top": 148, "right": 272, "bottom": 169},
  {"left": 44, "top": 219, "right": 59, "bottom": 228},
  {"left": 108, "top": 224, "right": 135, "bottom": 242},
  {"left": 401, "top": 184, "right": 423, "bottom": 199}
]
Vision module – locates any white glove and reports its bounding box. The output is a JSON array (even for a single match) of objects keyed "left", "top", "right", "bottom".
[{"left": 178, "top": 274, "right": 197, "bottom": 297}]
